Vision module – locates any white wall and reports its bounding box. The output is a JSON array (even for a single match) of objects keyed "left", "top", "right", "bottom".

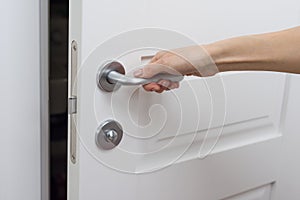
[{"left": 0, "top": 0, "right": 48, "bottom": 200}]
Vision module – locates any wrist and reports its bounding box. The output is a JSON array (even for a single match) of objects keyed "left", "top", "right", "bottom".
[{"left": 202, "top": 43, "right": 226, "bottom": 73}]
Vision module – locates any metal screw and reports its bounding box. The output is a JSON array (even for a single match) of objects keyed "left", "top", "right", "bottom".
[{"left": 71, "top": 155, "right": 76, "bottom": 163}]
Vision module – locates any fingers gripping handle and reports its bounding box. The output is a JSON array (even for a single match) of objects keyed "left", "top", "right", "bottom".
[
  {"left": 107, "top": 71, "right": 183, "bottom": 85},
  {"left": 97, "top": 61, "right": 183, "bottom": 92}
]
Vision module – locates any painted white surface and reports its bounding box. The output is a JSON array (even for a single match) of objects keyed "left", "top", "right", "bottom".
[
  {"left": 271, "top": 75, "right": 300, "bottom": 200},
  {"left": 0, "top": 0, "right": 44, "bottom": 200},
  {"left": 68, "top": 0, "right": 300, "bottom": 200}
]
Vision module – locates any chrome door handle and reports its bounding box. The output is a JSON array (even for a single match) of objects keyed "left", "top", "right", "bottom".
[
  {"left": 108, "top": 71, "right": 183, "bottom": 85},
  {"left": 97, "top": 61, "right": 184, "bottom": 92}
]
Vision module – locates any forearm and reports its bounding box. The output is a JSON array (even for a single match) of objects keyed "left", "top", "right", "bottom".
[
  {"left": 204, "top": 26, "right": 300, "bottom": 74},
  {"left": 134, "top": 26, "right": 300, "bottom": 92}
]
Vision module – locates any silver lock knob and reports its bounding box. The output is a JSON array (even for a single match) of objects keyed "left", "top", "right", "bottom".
[{"left": 95, "top": 119, "right": 123, "bottom": 150}]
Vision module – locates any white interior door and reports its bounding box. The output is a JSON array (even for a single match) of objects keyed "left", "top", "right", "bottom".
[{"left": 68, "top": 1, "right": 300, "bottom": 200}]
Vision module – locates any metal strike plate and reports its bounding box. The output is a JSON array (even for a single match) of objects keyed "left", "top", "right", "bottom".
[
  {"left": 95, "top": 120, "right": 123, "bottom": 150},
  {"left": 69, "top": 40, "right": 78, "bottom": 164}
]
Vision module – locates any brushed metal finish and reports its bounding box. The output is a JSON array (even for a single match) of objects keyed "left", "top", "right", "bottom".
[
  {"left": 97, "top": 61, "right": 183, "bottom": 92},
  {"left": 95, "top": 119, "right": 123, "bottom": 150},
  {"left": 97, "top": 61, "right": 125, "bottom": 92},
  {"left": 69, "top": 40, "right": 78, "bottom": 164}
]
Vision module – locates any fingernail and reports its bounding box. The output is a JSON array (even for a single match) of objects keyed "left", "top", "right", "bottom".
[
  {"left": 160, "top": 80, "right": 169, "bottom": 87},
  {"left": 134, "top": 69, "right": 143, "bottom": 77},
  {"left": 169, "top": 84, "right": 176, "bottom": 89}
]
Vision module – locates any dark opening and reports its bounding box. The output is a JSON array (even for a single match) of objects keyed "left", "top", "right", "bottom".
[{"left": 49, "top": 0, "right": 69, "bottom": 199}]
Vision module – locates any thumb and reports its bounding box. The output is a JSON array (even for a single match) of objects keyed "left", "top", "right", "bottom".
[{"left": 133, "top": 63, "right": 165, "bottom": 78}]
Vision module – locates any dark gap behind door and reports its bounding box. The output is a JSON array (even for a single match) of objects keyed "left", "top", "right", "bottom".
[{"left": 49, "top": 0, "right": 69, "bottom": 199}]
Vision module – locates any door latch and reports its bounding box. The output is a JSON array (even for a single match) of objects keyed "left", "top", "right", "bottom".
[{"left": 68, "top": 96, "right": 77, "bottom": 114}]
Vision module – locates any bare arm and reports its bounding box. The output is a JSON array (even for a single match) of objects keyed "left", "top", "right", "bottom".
[
  {"left": 134, "top": 26, "right": 300, "bottom": 93},
  {"left": 206, "top": 26, "right": 300, "bottom": 74}
]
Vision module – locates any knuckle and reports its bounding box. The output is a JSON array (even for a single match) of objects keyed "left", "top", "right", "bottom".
[
  {"left": 156, "top": 51, "right": 165, "bottom": 57},
  {"left": 143, "top": 66, "right": 154, "bottom": 76},
  {"left": 157, "top": 58, "right": 168, "bottom": 66}
]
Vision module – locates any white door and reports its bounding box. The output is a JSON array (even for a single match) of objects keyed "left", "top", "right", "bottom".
[{"left": 67, "top": 0, "right": 300, "bottom": 200}]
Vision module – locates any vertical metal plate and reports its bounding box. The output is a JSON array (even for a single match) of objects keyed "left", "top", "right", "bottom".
[{"left": 69, "top": 40, "right": 78, "bottom": 164}]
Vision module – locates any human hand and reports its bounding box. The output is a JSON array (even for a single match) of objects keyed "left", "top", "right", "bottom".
[{"left": 133, "top": 45, "right": 217, "bottom": 93}]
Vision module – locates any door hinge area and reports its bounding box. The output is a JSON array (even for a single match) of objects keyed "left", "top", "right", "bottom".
[{"left": 68, "top": 96, "right": 77, "bottom": 114}]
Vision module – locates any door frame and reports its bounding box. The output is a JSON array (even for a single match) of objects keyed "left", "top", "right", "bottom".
[{"left": 40, "top": 0, "right": 50, "bottom": 199}]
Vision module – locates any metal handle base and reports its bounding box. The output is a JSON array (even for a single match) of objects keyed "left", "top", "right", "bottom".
[{"left": 95, "top": 120, "right": 123, "bottom": 150}]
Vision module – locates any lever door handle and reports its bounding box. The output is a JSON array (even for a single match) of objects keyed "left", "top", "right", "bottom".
[
  {"left": 97, "top": 61, "right": 183, "bottom": 92},
  {"left": 108, "top": 70, "right": 183, "bottom": 85}
]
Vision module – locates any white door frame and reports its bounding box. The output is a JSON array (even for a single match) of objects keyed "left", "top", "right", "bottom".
[
  {"left": 0, "top": 0, "right": 49, "bottom": 199},
  {"left": 40, "top": 0, "right": 50, "bottom": 199}
]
